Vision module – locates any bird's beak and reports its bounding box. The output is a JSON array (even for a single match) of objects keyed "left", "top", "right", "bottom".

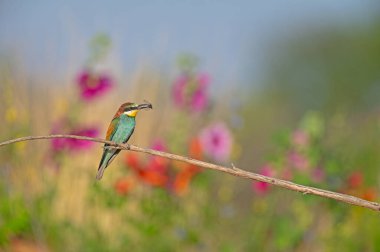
[{"left": 137, "top": 102, "right": 153, "bottom": 110}]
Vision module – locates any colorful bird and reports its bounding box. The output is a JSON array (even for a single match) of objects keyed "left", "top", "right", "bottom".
[{"left": 96, "top": 102, "right": 153, "bottom": 180}]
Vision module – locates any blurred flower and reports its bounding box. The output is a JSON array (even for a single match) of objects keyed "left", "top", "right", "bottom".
[
  {"left": 186, "top": 137, "right": 203, "bottom": 173},
  {"left": 252, "top": 165, "right": 276, "bottom": 195},
  {"left": 125, "top": 152, "right": 141, "bottom": 173},
  {"left": 281, "top": 167, "right": 293, "bottom": 181},
  {"left": 311, "top": 167, "right": 325, "bottom": 183},
  {"left": 172, "top": 73, "right": 210, "bottom": 112},
  {"left": 362, "top": 187, "right": 376, "bottom": 201},
  {"left": 125, "top": 153, "right": 169, "bottom": 187},
  {"left": 67, "top": 128, "right": 99, "bottom": 150},
  {"left": 173, "top": 169, "right": 194, "bottom": 196},
  {"left": 124, "top": 138, "right": 202, "bottom": 195},
  {"left": 288, "top": 151, "right": 309, "bottom": 171},
  {"left": 139, "top": 169, "right": 168, "bottom": 187},
  {"left": 149, "top": 139, "right": 169, "bottom": 173},
  {"left": 189, "top": 137, "right": 203, "bottom": 159},
  {"left": 114, "top": 177, "right": 134, "bottom": 195},
  {"left": 171, "top": 137, "right": 203, "bottom": 195},
  {"left": 125, "top": 139, "right": 169, "bottom": 187},
  {"left": 200, "top": 123, "right": 232, "bottom": 162},
  {"left": 347, "top": 171, "right": 363, "bottom": 189},
  {"left": 139, "top": 140, "right": 170, "bottom": 187},
  {"left": 5, "top": 107, "right": 18, "bottom": 123},
  {"left": 77, "top": 69, "right": 113, "bottom": 101},
  {"left": 291, "top": 129, "right": 309, "bottom": 148},
  {"left": 173, "top": 138, "right": 203, "bottom": 195},
  {"left": 51, "top": 121, "right": 99, "bottom": 152}
]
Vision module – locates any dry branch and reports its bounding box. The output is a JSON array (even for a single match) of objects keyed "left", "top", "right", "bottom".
[{"left": 0, "top": 134, "right": 379, "bottom": 212}]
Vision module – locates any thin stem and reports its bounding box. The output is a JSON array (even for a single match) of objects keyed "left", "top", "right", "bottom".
[{"left": 0, "top": 134, "right": 379, "bottom": 212}]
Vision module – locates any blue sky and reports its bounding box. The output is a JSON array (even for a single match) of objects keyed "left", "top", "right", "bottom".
[{"left": 0, "top": 1, "right": 377, "bottom": 87}]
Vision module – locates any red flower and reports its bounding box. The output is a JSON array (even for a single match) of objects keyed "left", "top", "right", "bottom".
[
  {"left": 172, "top": 137, "right": 203, "bottom": 195},
  {"left": 124, "top": 138, "right": 203, "bottom": 195},
  {"left": 124, "top": 140, "right": 169, "bottom": 188},
  {"left": 347, "top": 171, "right": 363, "bottom": 189},
  {"left": 125, "top": 152, "right": 141, "bottom": 172},
  {"left": 173, "top": 169, "right": 194, "bottom": 196},
  {"left": 362, "top": 187, "right": 376, "bottom": 201},
  {"left": 139, "top": 168, "right": 168, "bottom": 187},
  {"left": 114, "top": 177, "right": 134, "bottom": 195}
]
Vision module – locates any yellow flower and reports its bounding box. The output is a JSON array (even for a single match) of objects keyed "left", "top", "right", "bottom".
[{"left": 5, "top": 107, "right": 17, "bottom": 123}]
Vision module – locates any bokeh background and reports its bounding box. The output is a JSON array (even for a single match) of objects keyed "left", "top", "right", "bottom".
[{"left": 1, "top": 1, "right": 380, "bottom": 251}]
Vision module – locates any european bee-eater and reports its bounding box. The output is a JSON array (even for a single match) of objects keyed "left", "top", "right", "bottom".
[{"left": 96, "top": 102, "right": 153, "bottom": 180}]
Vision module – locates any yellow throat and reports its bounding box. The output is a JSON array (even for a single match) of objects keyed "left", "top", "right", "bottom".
[{"left": 125, "top": 110, "right": 138, "bottom": 117}]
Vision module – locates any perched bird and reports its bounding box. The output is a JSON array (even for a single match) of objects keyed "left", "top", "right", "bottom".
[{"left": 96, "top": 102, "right": 153, "bottom": 180}]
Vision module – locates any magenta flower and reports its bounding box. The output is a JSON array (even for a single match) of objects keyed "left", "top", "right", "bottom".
[
  {"left": 66, "top": 128, "right": 99, "bottom": 150},
  {"left": 51, "top": 119, "right": 70, "bottom": 152},
  {"left": 200, "top": 122, "right": 232, "bottom": 162},
  {"left": 51, "top": 121, "right": 99, "bottom": 152},
  {"left": 151, "top": 139, "right": 167, "bottom": 152},
  {"left": 252, "top": 165, "right": 276, "bottom": 195},
  {"left": 172, "top": 73, "right": 210, "bottom": 112},
  {"left": 51, "top": 138, "right": 67, "bottom": 152},
  {"left": 77, "top": 69, "right": 113, "bottom": 101}
]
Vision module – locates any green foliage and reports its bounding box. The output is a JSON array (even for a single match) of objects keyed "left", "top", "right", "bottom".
[
  {"left": 0, "top": 182, "right": 31, "bottom": 245},
  {"left": 88, "top": 33, "right": 112, "bottom": 65}
]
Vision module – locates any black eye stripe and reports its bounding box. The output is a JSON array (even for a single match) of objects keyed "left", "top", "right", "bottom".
[{"left": 125, "top": 106, "right": 138, "bottom": 112}]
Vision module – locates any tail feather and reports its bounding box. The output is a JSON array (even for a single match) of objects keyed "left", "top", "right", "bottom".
[
  {"left": 96, "top": 149, "right": 121, "bottom": 180},
  {"left": 96, "top": 165, "right": 106, "bottom": 180}
]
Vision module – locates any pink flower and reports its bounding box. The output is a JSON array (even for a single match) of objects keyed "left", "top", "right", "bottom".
[
  {"left": 291, "top": 129, "right": 309, "bottom": 148},
  {"left": 172, "top": 73, "right": 210, "bottom": 112},
  {"left": 252, "top": 165, "right": 276, "bottom": 195},
  {"left": 77, "top": 69, "right": 113, "bottom": 101},
  {"left": 200, "top": 123, "right": 232, "bottom": 162},
  {"left": 288, "top": 151, "right": 309, "bottom": 171}
]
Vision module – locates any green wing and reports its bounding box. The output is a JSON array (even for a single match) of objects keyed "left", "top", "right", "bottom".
[{"left": 96, "top": 117, "right": 121, "bottom": 180}]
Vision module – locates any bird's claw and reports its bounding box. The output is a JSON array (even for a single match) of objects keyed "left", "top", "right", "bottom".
[{"left": 231, "top": 163, "right": 238, "bottom": 171}]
